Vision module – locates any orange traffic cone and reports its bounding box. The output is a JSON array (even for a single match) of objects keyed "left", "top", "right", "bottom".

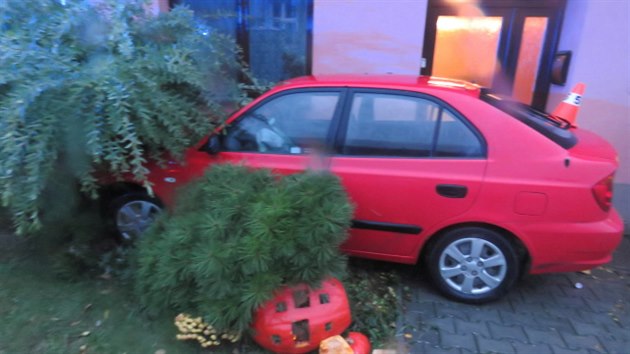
[{"left": 551, "top": 82, "right": 586, "bottom": 127}]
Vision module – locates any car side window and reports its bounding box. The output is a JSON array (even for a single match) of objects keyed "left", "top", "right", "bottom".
[
  {"left": 342, "top": 93, "right": 440, "bottom": 157},
  {"left": 434, "top": 110, "right": 484, "bottom": 157},
  {"left": 224, "top": 92, "right": 340, "bottom": 154}
]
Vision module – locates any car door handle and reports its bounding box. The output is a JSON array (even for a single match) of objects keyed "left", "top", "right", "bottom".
[{"left": 436, "top": 184, "right": 468, "bottom": 198}]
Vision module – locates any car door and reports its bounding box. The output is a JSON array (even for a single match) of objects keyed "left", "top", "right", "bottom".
[
  {"left": 330, "top": 89, "right": 488, "bottom": 264},
  {"left": 186, "top": 88, "right": 345, "bottom": 179}
]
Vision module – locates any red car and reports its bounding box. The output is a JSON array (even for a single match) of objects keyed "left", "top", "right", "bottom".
[{"left": 103, "top": 75, "right": 623, "bottom": 303}]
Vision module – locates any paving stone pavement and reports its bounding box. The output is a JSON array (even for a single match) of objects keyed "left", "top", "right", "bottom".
[{"left": 396, "top": 234, "right": 630, "bottom": 354}]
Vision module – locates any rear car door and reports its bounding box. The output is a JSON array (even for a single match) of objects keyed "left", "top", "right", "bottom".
[{"left": 330, "top": 89, "right": 488, "bottom": 263}]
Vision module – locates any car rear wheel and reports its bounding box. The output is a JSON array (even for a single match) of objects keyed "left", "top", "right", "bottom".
[
  {"left": 109, "top": 193, "right": 162, "bottom": 242},
  {"left": 427, "top": 227, "right": 519, "bottom": 303}
]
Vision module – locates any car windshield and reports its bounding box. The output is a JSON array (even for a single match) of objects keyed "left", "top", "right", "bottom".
[{"left": 480, "top": 91, "right": 577, "bottom": 149}]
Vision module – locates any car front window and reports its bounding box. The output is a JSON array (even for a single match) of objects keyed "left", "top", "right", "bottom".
[{"left": 223, "top": 91, "right": 340, "bottom": 154}]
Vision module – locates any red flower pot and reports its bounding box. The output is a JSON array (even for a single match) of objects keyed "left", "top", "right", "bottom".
[{"left": 251, "top": 277, "right": 351, "bottom": 354}]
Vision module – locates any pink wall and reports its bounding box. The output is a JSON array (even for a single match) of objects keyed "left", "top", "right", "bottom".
[
  {"left": 547, "top": 1, "right": 630, "bottom": 185},
  {"left": 313, "top": 0, "right": 428, "bottom": 75}
]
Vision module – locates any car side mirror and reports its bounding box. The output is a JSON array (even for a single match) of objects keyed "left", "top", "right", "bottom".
[
  {"left": 551, "top": 51, "right": 572, "bottom": 86},
  {"left": 205, "top": 135, "right": 221, "bottom": 155}
]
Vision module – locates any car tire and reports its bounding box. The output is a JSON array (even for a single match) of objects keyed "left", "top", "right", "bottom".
[
  {"left": 108, "top": 193, "right": 163, "bottom": 242},
  {"left": 427, "top": 227, "right": 519, "bottom": 304}
]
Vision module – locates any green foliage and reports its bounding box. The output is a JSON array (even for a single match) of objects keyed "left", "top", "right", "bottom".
[
  {"left": 0, "top": 0, "right": 247, "bottom": 234},
  {"left": 134, "top": 165, "right": 353, "bottom": 334},
  {"left": 24, "top": 203, "right": 121, "bottom": 281},
  {"left": 345, "top": 261, "right": 402, "bottom": 348}
]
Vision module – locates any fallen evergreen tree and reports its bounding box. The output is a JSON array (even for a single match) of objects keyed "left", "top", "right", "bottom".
[{"left": 134, "top": 165, "right": 354, "bottom": 334}]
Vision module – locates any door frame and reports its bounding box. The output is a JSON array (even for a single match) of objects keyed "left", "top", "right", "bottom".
[{"left": 422, "top": 0, "right": 566, "bottom": 109}]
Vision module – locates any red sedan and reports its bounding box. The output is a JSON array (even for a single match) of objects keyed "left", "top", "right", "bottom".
[{"left": 103, "top": 75, "right": 623, "bottom": 303}]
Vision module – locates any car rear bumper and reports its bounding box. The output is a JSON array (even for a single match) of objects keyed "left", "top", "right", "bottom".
[{"left": 522, "top": 208, "right": 624, "bottom": 274}]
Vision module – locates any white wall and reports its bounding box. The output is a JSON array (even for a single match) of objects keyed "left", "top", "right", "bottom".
[{"left": 312, "top": 0, "right": 428, "bottom": 75}]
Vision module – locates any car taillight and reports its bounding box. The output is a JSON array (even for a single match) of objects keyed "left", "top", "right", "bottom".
[{"left": 592, "top": 174, "right": 614, "bottom": 212}]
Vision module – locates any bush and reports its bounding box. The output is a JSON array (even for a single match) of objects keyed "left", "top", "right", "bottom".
[
  {"left": 134, "top": 165, "right": 353, "bottom": 333},
  {"left": 0, "top": 0, "right": 247, "bottom": 234}
]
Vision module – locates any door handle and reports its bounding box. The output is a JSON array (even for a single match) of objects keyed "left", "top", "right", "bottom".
[{"left": 436, "top": 184, "right": 468, "bottom": 198}]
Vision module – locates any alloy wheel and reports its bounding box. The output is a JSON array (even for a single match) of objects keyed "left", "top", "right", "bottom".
[
  {"left": 438, "top": 237, "right": 507, "bottom": 295},
  {"left": 116, "top": 200, "right": 161, "bottom": 241}
]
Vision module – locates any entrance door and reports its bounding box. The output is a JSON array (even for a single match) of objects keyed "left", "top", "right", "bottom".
[{"left": 422, "top": 0, "right": 566, "bottom": 110}]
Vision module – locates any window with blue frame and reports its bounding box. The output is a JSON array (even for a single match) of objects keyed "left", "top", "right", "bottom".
[{"left": 171, "top": 0, "right": 312, "bottom": 83}]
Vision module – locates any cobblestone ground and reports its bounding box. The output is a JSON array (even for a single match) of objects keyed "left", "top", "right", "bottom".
[{"left": 398, "top": 235, "right": 630, "bottom": 354}]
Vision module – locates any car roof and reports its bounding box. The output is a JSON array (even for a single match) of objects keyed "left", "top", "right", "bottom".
[{"left": 276, "top": 75, "right": 482, "bottom": 98}]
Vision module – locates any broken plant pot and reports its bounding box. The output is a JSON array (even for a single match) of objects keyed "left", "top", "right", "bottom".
[{"left": 251, "top": 277, "right": 351, "bottom": 354}]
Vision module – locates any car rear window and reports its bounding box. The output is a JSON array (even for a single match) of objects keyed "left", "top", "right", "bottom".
[{"left": 481, "top": 91, "right": 577, "bottom": 149}]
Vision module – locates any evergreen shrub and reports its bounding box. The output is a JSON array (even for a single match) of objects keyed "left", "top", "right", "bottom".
[{"left": 134, "top": 165, "right": 354, "bottom": 334}]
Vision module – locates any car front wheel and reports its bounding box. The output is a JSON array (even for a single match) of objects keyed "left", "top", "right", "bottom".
[
  {"left": 109, "top": 193, "right": 162, "bottom": 242},
  {"left": 427, "top": 227, "right": 520, "bottom": 303}
]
